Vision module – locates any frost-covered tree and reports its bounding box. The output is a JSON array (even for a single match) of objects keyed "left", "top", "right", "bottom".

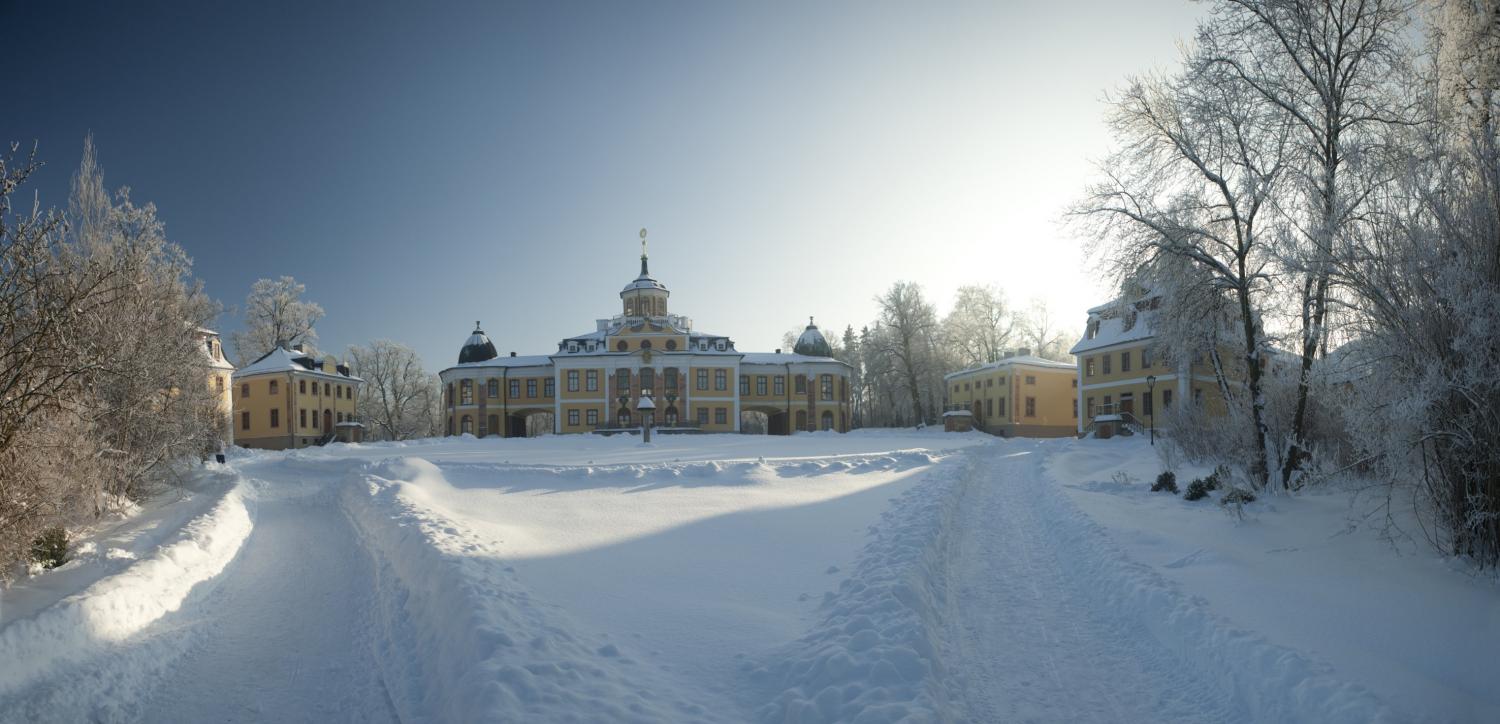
[
  {"left": 347, "top": 339, "right": 440, "bottom": 441},
  {"left": 870, "top": 282, "right": 942, "bottom": 426},
  {"left": 1336, "top": 0, "right": 1500, "bottom": 564},
  {"left": 230, "top": 276, "right": 323, "bottom": 365},
  {"left": 1197, "top": 0, "right": 1413, "bottom": 487},
  {"left": 1076, "top": 60, "right": 1287, "bottom": 489},
  {"left": 942, "top": 284, "right": 1014, "bottom": 367},
  {"left": 1015, "top": 298, "right": 1071, "bottom": 362}
]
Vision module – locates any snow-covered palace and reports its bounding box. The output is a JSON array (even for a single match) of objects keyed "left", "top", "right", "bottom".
[{"left": 438, "top": 233, "right": 852, "bottom": 437}]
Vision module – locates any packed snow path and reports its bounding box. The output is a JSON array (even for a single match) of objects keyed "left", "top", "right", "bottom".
[
  {"left": 131, "top": 472, "right": 398, "bottom": 722},
  {"left": 944, "top": 442, "right": 1237, "bottom": 722}
]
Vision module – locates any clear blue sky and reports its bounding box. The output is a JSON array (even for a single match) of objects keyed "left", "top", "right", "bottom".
[{"left": 5, "top": 0, "right": 1204, "bottom": 371}]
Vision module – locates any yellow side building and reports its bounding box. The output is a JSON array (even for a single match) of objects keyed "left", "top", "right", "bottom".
[
  {"left": 196, "top": 328, "right": 236, "bottom": 445},
  {"left": 231, "top": 346, "right": 363, "bottom": 449},
  {"left": 944, "top": 352, "right": 1079, "bottom": 437},
  {"left": 1069, "top": 295, "right": 1228, "bottom": 436}
]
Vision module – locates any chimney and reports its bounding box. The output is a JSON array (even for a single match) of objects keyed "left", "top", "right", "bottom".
[
  {"left": 291, "top": 342, "right": 304, "bottom": 353},
  {"left": 1017, "top": 347, "right": 1031, "bottom": 357},
  {"left": 775, "top": 348, "right": 782, "bottom": 354},
  {"left": 510, "top": 351, "right": 517, "bottom": 357}
]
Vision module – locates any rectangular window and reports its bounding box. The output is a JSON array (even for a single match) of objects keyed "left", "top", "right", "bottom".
[
  {"left": 586, "top": 370, "right": 599, "bottom": 392},
  {"left": 1121, "top": 352, "right": 1131, "bottom": 373},
  {"left": 986, "top": 399, "right": 993, "bottom": 416},
  {"left": 460, "top": 380, "right": 473, "bottom": 405},
  {"left": 715, "top": 370, "right": 726, "bottom": 391},
  {"left": 999, "top": 397, "right": 1007, "bottom": 417},
  {"left": 1141, "top": 347, "right": 1153, "bottom": 368},
  {"left": 1025, "top": 375, "right": 1036, "bottom": 385},
  {"left": 544, "top": 378, "right": 554, "bottom": 397},
  {"left": 714, "top": 407, "right": 727, "bottom": 425},
  {"left": 510, "top": 379, "right": 521, "bottom": 398},
  {"left": 586, "top": 409, "right": 599, "bottom": 426},
  {"left": 1073, "top": 400, "right": 1078, "bottom": 418},
  {"left": 1086, "top": 358, "right": 1095, "bottom": 377},
  {"left": 821, "top": 374, "right": 833, "bottom": 401},
  {"left": 241, "top": 411, "right": 250, "bottom": 430},
  {"left": 756, "top": 376, "right": 767, "bottom": 396},
  {"left": 697, "top": 369, "right": 708, "bottom": 390},
  {"left": 324, "top": 383, "right": 331, "bottom": 396},
  {"left": 1026, "top": 397, "right": 1036, "bottom": 417},
  {"left": 697, "top": 407, "right": 709, "bottom": 424},
  {"left": 774, "top": 376, "right": 785, "bottom": 396},
  {"left": 1087, "top": 397, "right": 1095, "bottom": 417},
  {"left": 241, "top": 383, "right": 250, "bottom": 398},
  {"left": 665, "top": 368, "right": 678, "bottom": 390},
  {"left": 1143, "top": 390, "right": 1154, "bottom": 416},
  {"left": 488, "top": 380, "right": 498, "bottom": 398},
  {"left": 1163, "top": 389, "right": 1173, "bottom": 409},
  {"left": 312, "top": 411, "right": 318, "bottom": 429},
  {"left": 1194, "top": 388, "right": 1203, "bottom": 405},
  {"left": 987, "top": 378, "right": 994, "bottom": 387},
  {"left": 336, "top": 385, "right": 342, "bottom": 399},
  {"left": 795, "top": 376, "right": 806, "bottom": 394},
  {"left": 300, "top": 409, "right": 307, "bottom": 428},
  {"left": 618, "top": 369, "right": 631, "bottom": 392},
  {"left": 740, "top": 375, "right": 749, "bottom": 395},
  {"left": 270, "top": 380, "right": 278, "bottom": 394},
  {"left": 568, "top": 409, "right": 580, "bottom": 426},
  {"left": 567, "top": 371, "right": 580, "bottom": 392},
  {"left": 299, "top": 380, "right": 306, "bottom": 394},
  {"left": 1102, "top": 355, "right": 1111, "bottom": 375},
  {"left": 271, "top": 408, "right": 279, "bottom": 427},
  {"left": 527, "top": 379, "right": 537, "bottom": 398}
]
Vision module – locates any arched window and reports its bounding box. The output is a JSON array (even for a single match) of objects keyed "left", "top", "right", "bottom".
[
  {"left": 821, "top": 411, "right": 834, "bottom": 431},
  {"left": 641, "top": 340, "right": 652, "bottom": 349},
  {"left": 617, "top": 340, "right": 628, "bottom": 352},
  {"left": 665, "top": 339, "right": 677, "bottom": 351}
]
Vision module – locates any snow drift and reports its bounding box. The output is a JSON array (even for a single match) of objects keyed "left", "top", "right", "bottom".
[{"left": 0, "top": 478, "right": 252, "bottom": 696}]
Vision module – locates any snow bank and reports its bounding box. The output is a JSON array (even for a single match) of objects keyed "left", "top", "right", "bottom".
[
  {"left": 752, "top": 451, "right": 963, "bottom": 724},
  {"left": 1030, "top": 454, "right": 1398, "bottom": 724},
  {"left": 0, "top": 478, "right": 252, "bottom": 696},
  {"left": 342, "top": 457, "right": 725, "bottom": 723}
]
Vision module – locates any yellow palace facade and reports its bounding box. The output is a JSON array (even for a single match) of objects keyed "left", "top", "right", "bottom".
[{"left": 438, "top": 234, "right": 853, "bottom": 437}]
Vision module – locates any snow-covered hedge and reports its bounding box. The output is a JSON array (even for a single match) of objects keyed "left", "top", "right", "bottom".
[
  {"left": 0, "top": 480, "right": 252, "bottom": 696},
  {"left": 752, "top": 451, "right": 961, "bottom": 723}
]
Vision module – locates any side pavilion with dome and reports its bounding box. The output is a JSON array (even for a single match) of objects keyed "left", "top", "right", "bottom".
[{"left": 438, "top": 233, "right": 853, "bottom": 437}]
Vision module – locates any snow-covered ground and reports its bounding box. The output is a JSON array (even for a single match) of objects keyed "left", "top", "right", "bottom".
[{"left": 1, "top": 430, "right": 1493, "bottom": 722}]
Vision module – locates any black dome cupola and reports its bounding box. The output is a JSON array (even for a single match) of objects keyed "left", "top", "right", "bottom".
[
  {"left": 793, "top": 316, "right": 833, "bottom": 357},
  {"left": 458, "top": 321, "right": 499, "bottom": 364}
]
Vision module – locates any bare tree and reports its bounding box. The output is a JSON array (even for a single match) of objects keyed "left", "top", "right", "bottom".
[
  {"left": 1016, "top": 298, "right": 1071, "bottom": 361},
  {"left": 1198, "top": 0, "right": 1413, "bottom": 487},
  {"left": 870, "top": 282, "right": 941, "bottom": 426},
  {"left": 230, "top": 276, "right": 323, "bottom": 365},
  {"left": 347, "top": 339, "right": 439, "bottom": 441},
  {"left": 1075, "top": 60, "right": 1288, "bottom": 489},
  {"left": 943, "top": 284, "right": 1014, "bottom": 366}
]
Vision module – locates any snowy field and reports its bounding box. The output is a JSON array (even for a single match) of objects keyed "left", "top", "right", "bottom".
[{"left": 1, "top": 430, "right": 1494, "bottom": 722}]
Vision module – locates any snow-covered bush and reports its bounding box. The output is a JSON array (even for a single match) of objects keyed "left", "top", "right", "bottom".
[{"left": 28, "top": 527, "right": 68, "bottom": 569}]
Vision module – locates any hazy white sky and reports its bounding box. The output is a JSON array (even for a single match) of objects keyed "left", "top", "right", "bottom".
[{"left": 8, "top": 1, "right": 1207, "bottom": 369}]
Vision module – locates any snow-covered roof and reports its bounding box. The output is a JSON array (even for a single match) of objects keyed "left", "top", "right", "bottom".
[
  {"left": 944, "top": 355, "right": 1075, "bottom": 381},
  {"left": 740, "top": 352, "right": 847, "bottom": 366},
  {"left": 458, "top": 323, "right": 499, "bottom": 364},
  {"left": 1069, "top": 302, "right": 1159, "bottom": 355},
  {"left": 233, "top": 347, "right": 362, "bottom": 382},
  {"left": 447, "top": 354, "right": 554, "bottom": 370},
  {"left": 792, "top": 318, "right": 833, "bottom": 357}
]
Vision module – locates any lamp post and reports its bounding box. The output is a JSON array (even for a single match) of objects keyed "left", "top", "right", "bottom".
[
  {"left": 1145, "top": 375, "right": 1157, "bottom": 446},
  {"left": 637, "top": 390, "right": 656, "bottom": 443}
]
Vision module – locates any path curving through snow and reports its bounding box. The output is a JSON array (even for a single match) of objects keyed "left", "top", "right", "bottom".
[{"left": 944, "top": 441, "right": 1238, "bottom": 723}]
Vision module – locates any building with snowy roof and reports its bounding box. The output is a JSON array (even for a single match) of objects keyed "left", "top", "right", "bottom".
[
  {"left": 1069, "top": 293, "right": 1229, "bottom": 437},
  {"left": 944, "top": 351, "right": 1079, "bottom": 437},
  {"left": 438, "top": 231, "right": 852, "bottom": 437},
  {"left": 230, "top": 344, "right": 364, "bottom": 449},
  {"left": 197, "top": 328, "right": 236, "bottom": 445}
]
